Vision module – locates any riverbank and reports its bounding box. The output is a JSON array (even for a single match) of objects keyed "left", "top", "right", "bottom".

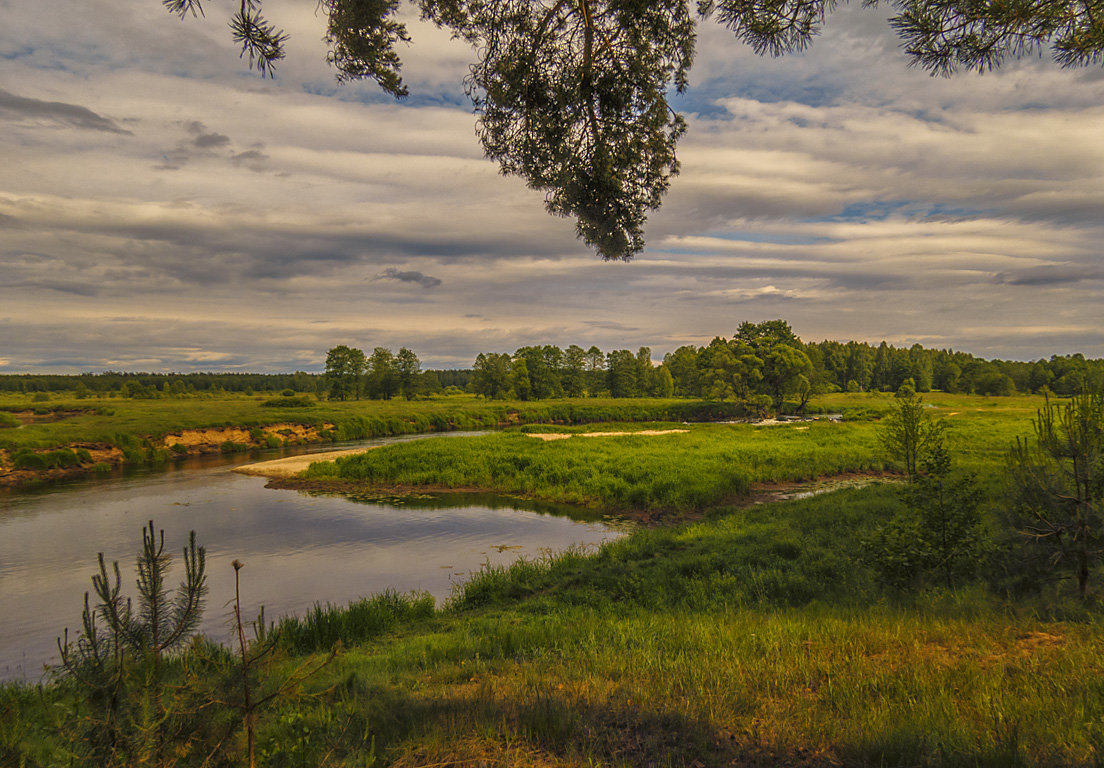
[{"left": 0, "top": 395, "right": 753, "bottom": 489}]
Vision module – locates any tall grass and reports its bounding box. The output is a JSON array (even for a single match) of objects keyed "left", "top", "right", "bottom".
[
  {"left": 305, "top": 422, "right": 887, "bottom": 511},
  {"left": 272, "top": 590, "right": 436, "bottom": 655}
]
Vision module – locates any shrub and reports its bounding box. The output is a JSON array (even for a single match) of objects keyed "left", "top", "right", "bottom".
[
  {"left": 261, "top": 396, "right": 314, "bottom": 408},
  {"left": 11, "top": 450, "right": 46, "bottom": 470}
]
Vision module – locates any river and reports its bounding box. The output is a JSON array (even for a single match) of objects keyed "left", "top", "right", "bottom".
[{"left": 0, "top": 433, "right": 624, "bottom": 682}]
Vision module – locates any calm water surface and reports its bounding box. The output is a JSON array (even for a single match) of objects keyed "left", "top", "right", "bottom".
[{"left": 0, "top": 434, "right": 624, "bottom": 681}]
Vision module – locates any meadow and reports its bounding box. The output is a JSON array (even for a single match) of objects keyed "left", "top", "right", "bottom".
[
  {"left": 301, "top": 420, "right": 887, "bottom": 513},
  {"left": 5, "top": 391, "right": 1103, "bottom": 767},
  {"left": 0, "top": 391, "right": 748, "bottom": 486}
]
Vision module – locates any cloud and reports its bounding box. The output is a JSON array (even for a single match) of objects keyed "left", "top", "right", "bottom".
[
  {"left": 0, "top": 87, "right": 131, "bottom": 133},
  {"left": 231, "top": 148, "right": 270, "bottom": 171},
  {"left": 995, "top": 264, "right": 1103, "bottom": 286},
  {"left": 375, "top": 268, "right": 442, "bottom": 288},
  {"left": 0, "top": 0, "right": 1101, "bottom": 371},
  {"left": 191, "top": 131, "right": 231, "bottom": 149}
]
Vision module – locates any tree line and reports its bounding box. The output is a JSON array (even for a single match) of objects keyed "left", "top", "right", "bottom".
[
  {"left": 323, "top": 345, "right": 441, "bottom": 401},
  {"left": 3, "top": 323, "right": 1100, "bottom": 403},
  {"left": 467, "top": 321, "right": 1104, "bottom": 409}
]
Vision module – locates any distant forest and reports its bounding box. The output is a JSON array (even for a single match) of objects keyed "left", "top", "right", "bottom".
[{"left": 1, "top": 321, "right": 1100, "bottom": 400}]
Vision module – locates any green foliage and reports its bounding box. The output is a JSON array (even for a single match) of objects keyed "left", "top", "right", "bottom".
[
  {"left": 862, "top": 442, "right": 984, "bottom": 590},
  {"left": 0, "top": 411, "right": 17, "bottom": 429},
  {"left": 10, "top": 447, "right": 86, "bottom": 470},
  {"left": 274, "top": 590, "right": 436, "bottom": 655},
  {"left": 432, "top": 0, "right": 693, "bottom": 259},
  {"left": 55, "top": 522, "right": 207, "bottom": 766},
  {"left": 1004, "top": 391, "right": 1104, "bottom": 597},
  {"left": 321, "top": 0, "right": 409, "bottom": 95},
  {"left": 395, "top": 347, "right": 421, "bottom": 400},
  {"left": 879, "top": 388, "right": 943, "bottom": 477},
  {"left": 324, "top": 345, "right": 367, "bottom": 401},
  {"left": 260, "top": 395, "right": 315, "bottom": 408}
]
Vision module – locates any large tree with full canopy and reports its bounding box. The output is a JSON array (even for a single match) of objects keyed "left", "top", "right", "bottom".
[{"left": 164, "top": 0, "right": 1104, "bottom": 261}]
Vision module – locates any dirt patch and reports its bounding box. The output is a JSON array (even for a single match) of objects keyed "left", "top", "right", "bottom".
[
  {"left": 738, "top": 472, "right": 901, "bottom": 506},
  {"left": 161, "top": 422, "right": 332, "bottom": 453},
  {"left": 164, "top": 427, "right": 254, "bottom": 448},
  {"left": 528, "top": 429, "right": 689, "bottom": 441}
]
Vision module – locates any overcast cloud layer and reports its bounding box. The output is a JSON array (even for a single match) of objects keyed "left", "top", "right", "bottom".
[{"left": 1, "top": 0, "right": 1101, "bottom": 372}]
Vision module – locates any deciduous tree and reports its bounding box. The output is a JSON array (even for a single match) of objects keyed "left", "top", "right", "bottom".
[
  {"left": 324, "top": 344, "right": 367, "bottom": 401},
  {"left": 396, "top": 346, "right": 422, "bottom": 400}
]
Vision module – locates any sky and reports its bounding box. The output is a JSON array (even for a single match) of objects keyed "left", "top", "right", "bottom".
[{"left": 1, "top": 0, "right": 1102, "bottom": 373}]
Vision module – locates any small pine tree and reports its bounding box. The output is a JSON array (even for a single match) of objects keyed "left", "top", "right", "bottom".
[
  {"left": 57, "top": 521, "right": 206, "bottom": 767},
  {"left": 862, "top": 437, "right": 983, "bottom": 591},
  {"left": 1005, "top": 391, "right": 1104, "bottom": 598}
]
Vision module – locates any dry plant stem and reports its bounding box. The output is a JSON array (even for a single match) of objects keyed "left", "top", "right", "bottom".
[{"left": 232, "top": 559, "right": 256, "bottom": 768}]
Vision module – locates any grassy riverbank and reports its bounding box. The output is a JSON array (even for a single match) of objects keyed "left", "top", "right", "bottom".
[
  {"left": 0, "top": 393, "right": 748, "bottom": 488},
  {"left": 301, "top": 421, "right": 888, "bottom": 514},
  {"left": 9, "top": 392, "right": 1104, "bottom": 766}
]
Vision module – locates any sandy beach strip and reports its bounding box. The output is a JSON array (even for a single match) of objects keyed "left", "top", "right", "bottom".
[
  {"left": 527, "top": 429, "right": 688, "bottom": 441},
  {"left": 233, "top": 447, "right": 373, "bottom": 478}
]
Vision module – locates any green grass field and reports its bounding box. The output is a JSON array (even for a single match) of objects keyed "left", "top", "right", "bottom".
[
  {"left": 303, "top": 420, "right": 887, "bottom": 512},
  {"left": 8, "top": 392, "right": 1104, "bottom": 767},
  {"left": 0, "top": 392, "right": 748, "bottom": 485}
]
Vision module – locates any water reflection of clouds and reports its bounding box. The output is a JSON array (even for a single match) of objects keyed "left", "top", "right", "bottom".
[{"left": 0, "top": 465, "right": 621, "bottom": 682}]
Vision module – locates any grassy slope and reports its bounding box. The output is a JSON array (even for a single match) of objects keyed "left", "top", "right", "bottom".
[{"left": 10, "top": 392, "right": 1104, "bottom": 766}]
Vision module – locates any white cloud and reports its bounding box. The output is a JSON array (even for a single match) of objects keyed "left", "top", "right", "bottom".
[{"left": 0, "top": 0, "right": 1100, "bottom": 371}]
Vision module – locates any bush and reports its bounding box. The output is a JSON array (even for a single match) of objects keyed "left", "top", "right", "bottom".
[
  {"left": 261, "top": 396, "right": 315, "bottom": 408},
  {"left": 11, "top": 448, "right": 87, "bottom": 470},
  {"left": 0, "top": 411, "right": 18, "bottom": 429},
  {"left": 11, "top": 450, "right": 46, "bottom": 470}
]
